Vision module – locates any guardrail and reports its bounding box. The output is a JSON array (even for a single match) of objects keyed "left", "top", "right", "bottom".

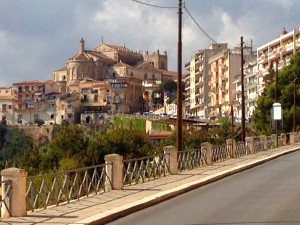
[
  {"left": 26, "top": 163, "right": 111, "bottom": 212},
  {"left": 0, "top": 180, "right": 12, "bottom": 217},
  {"left": 178, "top": 148, "right": 207, "bottom": 171},
  {"left": 123, "top": 153, "right": 170, "bottom": 185},
  {"left": 2, "top": 131, "right": 299, "bottom": 217}
]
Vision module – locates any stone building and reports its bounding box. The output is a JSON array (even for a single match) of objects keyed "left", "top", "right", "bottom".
[{"left": 53, "top": 38, "right": 176, "bottom": 116}]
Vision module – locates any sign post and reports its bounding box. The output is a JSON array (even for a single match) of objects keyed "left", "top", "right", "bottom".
[{"left": 273, "top": 103, "right": 282, "bottom": 147}]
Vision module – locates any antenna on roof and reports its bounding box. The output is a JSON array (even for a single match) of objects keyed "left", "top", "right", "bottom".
[{"left": 101, "top": 36, "right": 104, "bottom": 44}]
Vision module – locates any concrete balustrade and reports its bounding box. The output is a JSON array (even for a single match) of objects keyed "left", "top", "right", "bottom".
[
  {"left": 281, "top": 133, "right": 287, "bottom": 145},
  {"left": 289, "top": 132, "right": 297, "bottom": 145},
  {"left": 260, "top": 135, "right": 267, "bottom": 150},
  {"left": 2, "top": 132, "right": 300, "bottom": 218},
  {"left": 163, "top": 146, "right": 178, "bottom": 175},
  {"left": 104, "top": 154, "right": 123, "bottom": 191},
  {"left": 271, "top": 134, "right": 277, "bottom": 148},
  {"left": 1, "top": 168, "right": 27, "bottom": 218},
  {"left": 226, "top": 139, "right": 237, "bottom": 158},
  {"left": 201, "top": 142, "right": 213, "bottom": 165},
  {"left": 245, "top": 137, "right": 255, "bottom": 154}
]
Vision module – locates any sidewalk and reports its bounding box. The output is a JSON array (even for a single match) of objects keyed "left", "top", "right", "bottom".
[{"left": 2, "top": 144, "right": 300, "bottom": 225}]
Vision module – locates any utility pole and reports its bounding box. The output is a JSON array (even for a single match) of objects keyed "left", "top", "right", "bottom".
[
  {"left": 293, "top": 72, "right": 296, "bottom": 132},
  {"left": 275, "top": 60, "right": 278, "bottom": 102},
  {"left": 176, "top": 0, "right": 183, "bottom": 152},
  {"left": 241, "top": 36, "right": 246, "bottom": 142}
]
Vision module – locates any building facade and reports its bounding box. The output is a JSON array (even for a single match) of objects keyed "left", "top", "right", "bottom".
[
  {"left": 256, "top": 28, "right": 300, "bottom": 95},
  {"left": 184, "top": 44, "right": 228, "bottom": 118}
]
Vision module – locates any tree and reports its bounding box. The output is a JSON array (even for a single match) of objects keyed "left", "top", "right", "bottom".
[
  {"left": 159, "top": 80, "right": 177, "bottom": 93},
  {"left": 252, "top": 52, "right": 300, "bottom": 134},
  {"left": 38, "top": 125, "right": 90, "bottom": 172},
  {"left": 0, "top": 127, "right": 33, "bottom": 169}
]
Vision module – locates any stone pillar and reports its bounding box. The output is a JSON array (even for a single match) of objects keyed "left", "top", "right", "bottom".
[
  {"left": 104, "top": 154, "right": 123, "bottom": 191},
  {"left": 226, "top": 139, "right": 236, "bottom": 158},
  {"left": 1, "top": 168, "right": 27, "bottom": 218},
  {"left": 201, "top": 142, "right": 213, "bottom": 166},
  {"left": 245, "top": 137, "right": 255, "bottom": 154},
  {"left": 281, "top": 133, "right": 287, "bottom": 146},
  {"left": 261, "top": 135, "right": 267, "bottom": 151},
  {"left": 289, "top": 132, "right": 296, "bottom": 145},
  {"left": 163, "top": 146, "right": 178, "bottom": 175},
  {"left": 271, "top": 134, "right": 277, "bottom": 148}
]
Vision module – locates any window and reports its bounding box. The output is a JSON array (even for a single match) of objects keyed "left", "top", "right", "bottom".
[
  {"left": 2, "top": 115, "right": 6, "bottom": 123},
  {"left": 33, "top": 114, "right": 39, "bottom": 121},
  {"left": 2, "top": 104, "right": 6, "bottom": 112},
  {"left": 17, "top": 115, "right": 22, "bottom": 124}
]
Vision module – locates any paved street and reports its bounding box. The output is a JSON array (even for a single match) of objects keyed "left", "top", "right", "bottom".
[
  {"left": 1, "top": 144, "right": 300, "bottom": 225},
  {"left": 108, "top": 150, "right": 300, "bottom": 225}
]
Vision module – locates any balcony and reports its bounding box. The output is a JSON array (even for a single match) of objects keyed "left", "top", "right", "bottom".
[
  {"left": 278, "top": 46, "right": 284, "bottom": 53},
  {"left": 258, "top": 54, "right": 267, "bottom": 63}
]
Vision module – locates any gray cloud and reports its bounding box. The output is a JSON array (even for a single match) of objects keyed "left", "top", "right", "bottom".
[{"left": 0, "top": 0, "right": 299, "bottom": 86}]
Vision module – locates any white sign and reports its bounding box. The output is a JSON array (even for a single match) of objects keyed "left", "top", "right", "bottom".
[{"left": 273, "top": 103, "right": 282, "bottom": 120}]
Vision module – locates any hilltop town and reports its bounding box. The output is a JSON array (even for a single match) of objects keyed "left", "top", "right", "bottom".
[{"left": 0, "top": 27, "right": 299, "bottom": 126}]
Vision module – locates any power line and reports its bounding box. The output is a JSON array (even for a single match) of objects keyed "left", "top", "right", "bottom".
[
  {"left": 183, "top": 4, "right": 217, "bottom": 44},
  {"left": 131, "top": 0, "right": 177, "bottom": 9},
  {"left": 131, "top": 0, "right": 218, "bottom": 44}
]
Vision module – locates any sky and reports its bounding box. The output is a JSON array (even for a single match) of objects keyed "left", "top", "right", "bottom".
[{"left": 0, "top": 0, "right": 299, "bottom": 86}]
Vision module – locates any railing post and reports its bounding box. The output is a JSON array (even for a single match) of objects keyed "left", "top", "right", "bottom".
[
  {"left": 271, "top": 134, "right": 277, "bottom": 148},
  {"left": 289, "top": 132, "right": 296, "bottom": 145},
  {"left": 1, "top": 167, "right": 27, "bottom": 218},
  {"left": 245, "top": 137, "right": 254, "bottom": 154},
  {"left": 281, "top": 133, "right": 287, "bottom": 145},
  {"left": 226, "top": 139, "right": 236, "bottom": 158},
  {"left": 201, "top": 142, "right": 213, "bottom": 166},
  {"left": 163, "top": 146, "right": 178, "bottom": 175},
  {"left": 104, "top": 154, "right": 123, "bottom": 191},
  {"left": 261, "top": 135, "right": 267, "bottom": 151}
]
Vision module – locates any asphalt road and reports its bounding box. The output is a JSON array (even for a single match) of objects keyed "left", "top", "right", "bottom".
[{"left": 107, "top": 150, "right": 300, "bottom": 225}]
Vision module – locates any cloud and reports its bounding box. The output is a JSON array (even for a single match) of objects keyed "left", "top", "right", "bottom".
[{"left": 0, "top": 0, "right": 299, "bottom": 86}]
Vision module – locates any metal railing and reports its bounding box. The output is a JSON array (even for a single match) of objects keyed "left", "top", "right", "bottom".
[
  {"left": 0, "top": 180, "right": 12, "bottom": 216},
  {"left": 178, "top": 149, "right": 206, "bottom": 171},
  {"left": 235, "top": 141, "right": 249, "bottom": 157},
  {"left": 212, "top": 144, "right": 231, "bottom": 162},
  {"left": 253, "top": 137, "right": 264, "bottom": 152},
  {"left": 123, "top": 153, "right": 170, "bottom": 185},
  {"left": 26, "top": 163, "right": 111, "bottom": 212}
]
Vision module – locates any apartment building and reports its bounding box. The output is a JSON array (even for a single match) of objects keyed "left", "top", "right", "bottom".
[
  {"left": 0, "top": 87, "right": 13, "bottom": 125},
  {"left": 12, "top": 80, "right": 61, "bottom": 125},
  {"left": 257, "top": 28, "right": 300, "bottom": 95},
  {"left": 233, "top": 60, "right": 258, "bottom": 121},
  {"left": 184, "top": 44, "right": 227, "bottom": 118},
  {"left": 208, "top": 46, "right": 255, "bottom": 119}
]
